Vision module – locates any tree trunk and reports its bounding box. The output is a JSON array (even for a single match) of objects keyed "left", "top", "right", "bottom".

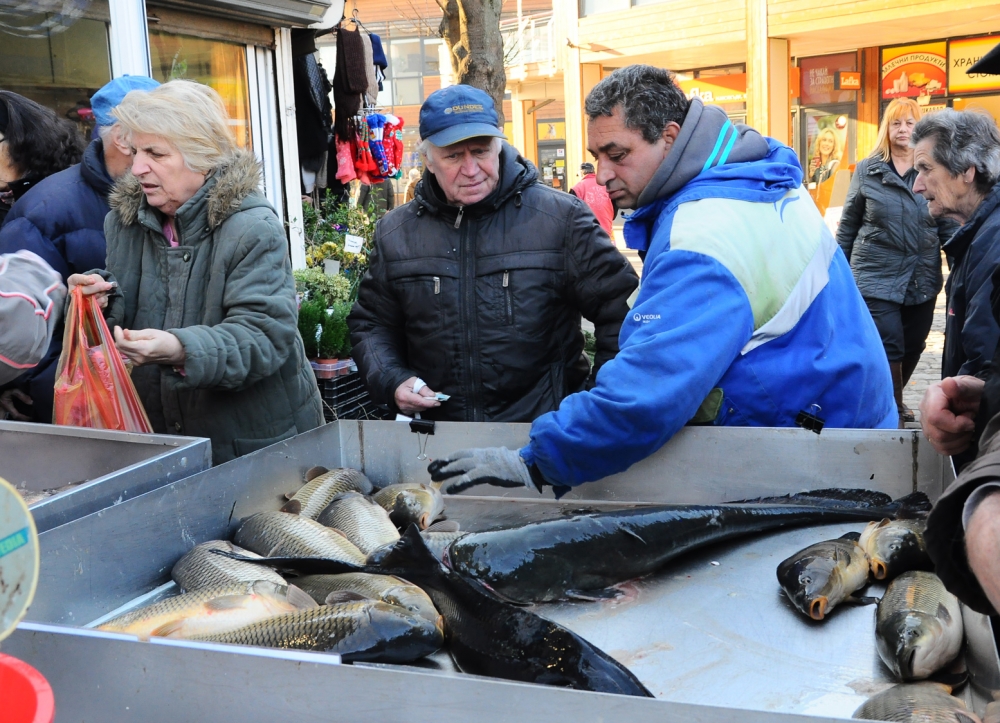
[{"left": 436, "top": 0, "right": 507, "bottom": 127}]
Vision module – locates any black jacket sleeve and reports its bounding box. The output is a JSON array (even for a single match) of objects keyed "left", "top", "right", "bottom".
[
  {"left": 563, "top": 198, "right": 639, "bottom": 382},
  {"left": 347, "top": 231, "right": 418, "bottom": 409},
  {"left": 836, "top": 161, "right": 866, "bottom": 262}
]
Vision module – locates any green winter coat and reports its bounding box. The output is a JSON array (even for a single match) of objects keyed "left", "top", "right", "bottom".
[{"left": 101, "top": 150, "right": 323, "bottom": 465}]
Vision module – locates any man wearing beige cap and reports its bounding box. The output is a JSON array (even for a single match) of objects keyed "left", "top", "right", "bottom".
[{"left": 0, "top": 251, "right": 66, "bottom": 419}]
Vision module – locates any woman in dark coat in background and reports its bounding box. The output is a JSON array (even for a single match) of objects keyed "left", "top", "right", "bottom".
[
  {"left": 837, "top": 98, "right": 957, "bottom": 425},
  {"left": 0, "top": 91, "right": 85, "bottom": 225}
]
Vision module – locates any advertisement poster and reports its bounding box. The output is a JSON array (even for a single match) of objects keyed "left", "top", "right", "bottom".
[
  {"left": 805, "top": 113, "right": 849, "bottom": 189},
  {"left": 799, "top": 53, "right": 856, "bottom": 106},
  {"left": 881, "top": 42, "right": 947, "bottom": 99},
  {"left": 677, "top": 75, "right": 747, "bottom": 105},
  {"left": 537, "top": 120, "right": 565, "bottom": 141},
  {"left": 949, "top": 36, "right": 1000, "bottom": 95}
]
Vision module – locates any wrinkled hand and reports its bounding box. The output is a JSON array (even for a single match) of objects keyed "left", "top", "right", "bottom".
[
  {"left": 428, "top": 447, "right": 537, "bottom": 495},
  {"left": 114, "top": 327, "right": 185, "bottom": 367},
  {"left": 920, "top": 375, "right": 985, "bottom": 456},
  {"left": 395, "top": 376, "right": 440, "bottom": 414},
  {"left": 66, "top": 273, "right": 113, "bottom": 309},
  {"left": 0, "top": 389, "right": 32, "bottom": 421}
]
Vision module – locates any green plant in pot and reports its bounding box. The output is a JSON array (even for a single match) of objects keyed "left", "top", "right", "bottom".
[
  {"left": 317, "top": 302, "right": 352, "bottom": 361},
  {"left": 297, "top": 298, "right": 326, "bottom": 359}
]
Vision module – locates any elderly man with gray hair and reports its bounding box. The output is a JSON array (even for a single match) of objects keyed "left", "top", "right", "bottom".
[{"left": 348, "top": 84, "right": 638, "bottom": 423}]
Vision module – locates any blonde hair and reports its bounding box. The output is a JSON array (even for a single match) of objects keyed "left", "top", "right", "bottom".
[
  {"left": 112, "top": 80, "right": 237, "bottom": 173},
  {"left": 872, "top": 98, "right": 922, "bottom": 163},
  {"left": 811, "top": 128, "right": 842, "bottom": 165}
]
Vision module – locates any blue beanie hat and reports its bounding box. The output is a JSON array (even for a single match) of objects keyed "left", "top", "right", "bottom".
[{"left": 91, "top": 75, "right": 160, "bottom": 127}]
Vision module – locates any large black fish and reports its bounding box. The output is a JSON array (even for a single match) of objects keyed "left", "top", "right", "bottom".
[
  {"left": 217, "top": 529, "right": 654, "bottom": 697},
  {"left": 442, "top": 491, "right": 930, "bottom": 603}
]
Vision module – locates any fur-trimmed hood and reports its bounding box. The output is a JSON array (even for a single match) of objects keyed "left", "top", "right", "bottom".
[{"left": 109, "top": 149, "right": 263, "bottom": 230}]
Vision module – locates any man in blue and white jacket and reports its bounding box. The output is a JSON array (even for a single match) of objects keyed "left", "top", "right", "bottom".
[{"left": 429, "top": 65, "right": 895, "bottom": 494}]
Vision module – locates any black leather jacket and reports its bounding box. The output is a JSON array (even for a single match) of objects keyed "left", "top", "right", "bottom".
[{"left": 348, "top": 144, "right": 638, "bottom": 422}]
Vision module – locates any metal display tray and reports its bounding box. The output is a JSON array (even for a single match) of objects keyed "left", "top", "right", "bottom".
[
  {"left": 0, "top": 420, "right": 211, "bottom": 533},
  {"left": 5, "top": 421, "right": 990, "bottom": 723}
]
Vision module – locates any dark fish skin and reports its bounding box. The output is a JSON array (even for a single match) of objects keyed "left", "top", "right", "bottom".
[
  {"left": 189, "top": 600, "right": 443, "bottom": 663},
  {"left": 853, "top": 682, "right": 981, "bottom": 722},
  {"left": 375, "top": 527, "right": 654, "bottom": 697},
  {"left": 776, "top": 535, "right": 871, "bottom": 620},
  {"left": 446, "top": 493, "right": 930, "bottom": 603}
]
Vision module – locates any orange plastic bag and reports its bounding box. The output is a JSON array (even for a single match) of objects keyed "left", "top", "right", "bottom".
[{"left": 53, "top": 287, "right": 153, "bottom": 433}]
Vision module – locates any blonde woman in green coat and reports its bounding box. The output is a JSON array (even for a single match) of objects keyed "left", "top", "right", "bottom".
[{"left": 69, "top": 80, "right": 323, "bottom": 464}]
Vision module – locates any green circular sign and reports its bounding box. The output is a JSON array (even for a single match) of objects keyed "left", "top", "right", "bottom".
[{"left": 0, "top": 475, "right": 39, "bottom": 643}]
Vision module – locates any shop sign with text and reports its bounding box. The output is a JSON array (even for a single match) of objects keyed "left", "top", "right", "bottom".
[
  {"left": 949, "top": 36, "right": 1000, "bottom": 94},
  {"left": 677, "top": 75, "right": 747, "bottom": 105},
  {"left": 881, "top": 42, "right": 947, "bottom": 99},
  {"left": 800, "top": 53, "right": 856, "bottom": 105}
]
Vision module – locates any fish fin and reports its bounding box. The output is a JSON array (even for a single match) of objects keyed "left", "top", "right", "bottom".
[
  {"left": 286, "top": 584, "right": 320, "bottom": 610},
  {"left": 280, "top": 499, "right": 302, "bottom": 515},
  {"left": 845, "top": 595, "right": 878, "bottom": 606},
  {"left": 619, "top": 527, "right": 647, "bottom": 545},
  {"left": 150, "top": 620, "right": 186, "bottom": 638},
  {"left": 838, "top": 531, "right": 862, "bottom": 541},
  {"left": 885, "top": 491, "right": 933, "bottom": 519},
  {"left": 324, "top": 591, "right": 371, "bottom": 605},
  {"left": 305, "top": 466, "right": 329, "bottom": 482},
  {"left": 425, "top": 520, "right": 460, "bottom": 533},
  {"left": 726, "top": 488, "right": 893, "bottom": 507},
  {"left": 205, "top": 595, "right": 253, "bottom": 611},
  {"left": 955, "top": 712, "right": 979, "bottom": 723},
  {"left": 930, "top": 669, "right": 969, "bottom": 691},
  {"left": 566, "top": 587, "right": 624, "bottom": 602}
]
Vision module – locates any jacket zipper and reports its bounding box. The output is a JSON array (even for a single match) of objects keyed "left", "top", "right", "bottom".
[
  {"left": 502, "top": 270, "right": 513, "bottom": 324},
  {"left": 433, "top": 276, "right": 440, "bottom": 295},
  {"left": 454, "top": 206, "right": 465, "bottom": 229}
]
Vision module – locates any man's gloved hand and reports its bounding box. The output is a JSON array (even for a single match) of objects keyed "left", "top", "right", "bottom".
[{"left": 428, "top": 447, "right": 540, "bottom": 494}]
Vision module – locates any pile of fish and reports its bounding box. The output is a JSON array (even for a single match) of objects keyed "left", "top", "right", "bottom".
[
  {"left": 98, "top": 473, "right": 947, "bottom": 701},
  {"left": 775, "top": 514, "right": 975, "bottom": 721}
]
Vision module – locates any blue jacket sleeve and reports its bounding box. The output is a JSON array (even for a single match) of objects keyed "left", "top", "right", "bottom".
[
  {"left": 958, "top": 244, "right": 1000, "bottom": 378},
  {"left": 0, "top": 217, "right": 70, "bottom": 279},
  {"left": 521, "top": 244, "right": 755, "bottom": 487}
]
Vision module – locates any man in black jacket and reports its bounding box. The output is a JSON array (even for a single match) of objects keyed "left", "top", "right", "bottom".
[{"left": 348, "top": 85, "right": 638, "bottom": 422}]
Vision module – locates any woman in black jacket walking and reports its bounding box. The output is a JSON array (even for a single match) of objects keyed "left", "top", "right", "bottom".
[{"left": 837, "top": 98, "right": 956, "bottom": 425}]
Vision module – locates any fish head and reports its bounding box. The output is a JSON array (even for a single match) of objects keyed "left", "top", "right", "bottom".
[
  {"left": 868, "top": 524, "right": 927, "bottom": 580},
  {"left": 777, "top": 555, "right": 839, "bottom": 620},
  {"left": 881, "top": 611, "right": 948, "bottom": 680},
  {"left": 385, "top": 583, "right": 443, "bottom": 629}
]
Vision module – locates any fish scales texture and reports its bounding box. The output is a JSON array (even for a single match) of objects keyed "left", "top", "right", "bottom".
[
  {"left": 190, "top": 601, "right": 444, "bottom": 663},
  {"left": 172, "top": 540, "right": 287, "bottom": 591},
  {"left": 854, "top": 682, "right": 981, "bottom": 722},
  {"left": 97, "top": 581, "right": 306, "bottom": 640},
  {"left": 316, "top": 492, "right": 400, "bottom": 555},
  {"left": 377, "top": 527, "right": 653, "bottom": 697},
  {"left": 876, "top": 571, "right": 963, "bottom": 681},
  {"left": 234, "top": 511, "right": 367, "bottom": 564},
  {"left": 293, "top": 573, "right": 440, "bottom": 626},
  {"left": 373, "top": 483, "right": 445, "bottom": 529},
  {"left": 777, "top": 537, "right": 871, "bottom": 620},
  {"left": 288, "top": 468, "right": 373, "bottom": 519},
  {"left": 448, "top": 502, "right": 917, "bottom": 603}
]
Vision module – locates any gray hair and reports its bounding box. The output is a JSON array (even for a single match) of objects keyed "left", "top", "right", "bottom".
[
  {"left": 112, "top": 79, "right": 238, "bottom": 173},
  {"left": 911, "top": 109, "right": 1000, "bottom": 194},
  {"left": 585, "top": 65, "right": 690, "bottom": 143}
]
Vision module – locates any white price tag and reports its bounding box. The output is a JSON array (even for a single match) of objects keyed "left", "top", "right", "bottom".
[{"left": 344, "top": 234, "right": 364, "bottom": 254}]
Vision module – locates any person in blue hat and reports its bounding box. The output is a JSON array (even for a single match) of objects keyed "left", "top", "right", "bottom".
[
  {"left": 0, "top": 75, "right": 159, "bottom": 423},
  {"left": 349, "top": 84, "right": 638, "bottom": 423}
]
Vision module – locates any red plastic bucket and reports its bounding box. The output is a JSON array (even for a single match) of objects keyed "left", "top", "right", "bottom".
[{"left": 0, "top": 653, "right": 55, "bottom": 723}]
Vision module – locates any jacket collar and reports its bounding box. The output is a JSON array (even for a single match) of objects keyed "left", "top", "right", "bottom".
[
  {"left": 109, "top": 149, "right": 262, "bottom": 232},
  {"left": 414, "top": 142, "right": 539, "bottom": 218},
  {"left": 943, "top": 182, "right": 1000, "bottom": 261},
  {"left": 81, "top": 138, "right": 114, "bottom": 198},
  {"left": 867, "top": 157, "right": 916, "bottom": 188}
]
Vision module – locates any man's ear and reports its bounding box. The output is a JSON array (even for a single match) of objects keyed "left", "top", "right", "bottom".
[
  {"left": 963, "top": 166, "right": 976, "bottom": 185},
  {"left": 662, "top": 122, "right": 681, "bottom": 147}
]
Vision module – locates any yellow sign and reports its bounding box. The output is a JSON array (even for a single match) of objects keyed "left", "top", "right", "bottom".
[
  {"left": 882, "top": 42, "right": 947, "bottom": 99},
  {"left": 677, "top": 75, "right": 747, "bottom": 104},
  {"left": 949, "top": 36, "right": 1000, "bottom": 94},
  {"left": 537, "top": 121, "right": 565, "bottom": 141}
]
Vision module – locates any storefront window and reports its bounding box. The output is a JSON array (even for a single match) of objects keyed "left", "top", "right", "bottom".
[
  {"left": 149, "top": 30, "right": 251, "bottom": 148},
  {"left": 0, "top": 2, "right": 111, "bottom": 139}
]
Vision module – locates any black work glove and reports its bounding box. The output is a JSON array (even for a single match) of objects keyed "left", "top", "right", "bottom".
[{"left": 428, "top": 447, "right": 545, "bottom": 494}]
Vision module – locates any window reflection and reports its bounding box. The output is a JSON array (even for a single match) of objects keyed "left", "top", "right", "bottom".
[{"left": 149, "top": 30, "right": 251, "bottom": 149}]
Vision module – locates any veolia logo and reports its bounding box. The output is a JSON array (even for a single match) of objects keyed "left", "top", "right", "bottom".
[{"left": 633, "top": 313, "right": 661, "bottom": 323}]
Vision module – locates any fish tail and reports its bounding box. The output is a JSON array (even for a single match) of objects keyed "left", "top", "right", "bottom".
[{"left": 882, "top": 492, "right": 932, "bottom": 519}]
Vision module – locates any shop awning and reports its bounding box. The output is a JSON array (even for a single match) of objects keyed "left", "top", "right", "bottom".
[{"left": 152, "top": 0, "right": 333, "bottom": 27}]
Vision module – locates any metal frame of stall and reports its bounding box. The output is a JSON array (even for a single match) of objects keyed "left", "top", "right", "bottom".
[{"left": 5, "top": 421, "right": 991, "bottom": 723}]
